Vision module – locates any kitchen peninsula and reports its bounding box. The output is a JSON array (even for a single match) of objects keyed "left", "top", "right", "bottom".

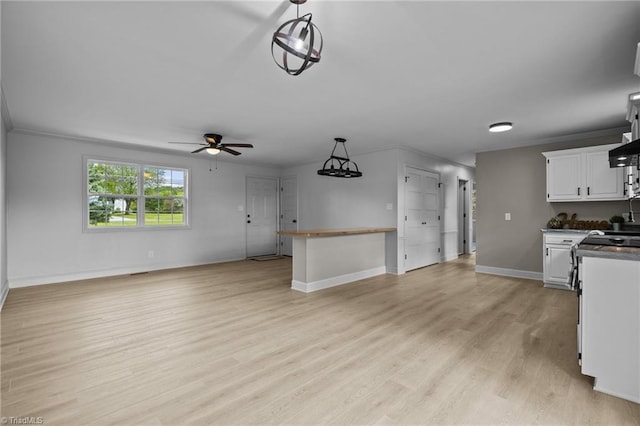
[{"left": 277, "top": 228, "right": 396, "bottom": 293}]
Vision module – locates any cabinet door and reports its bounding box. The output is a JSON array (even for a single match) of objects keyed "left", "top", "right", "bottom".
[
  {"left": 581, "top": 256, "right": 640, "bottom": 403},
  {"left": 544, "top": 244, "right": 572, "bottom": 286},
  {"left": 585, "top": 151, "right": 625, "bottom": 200},
  {"left": 547, "top": 154, "right": 582, "bottom": 201}
]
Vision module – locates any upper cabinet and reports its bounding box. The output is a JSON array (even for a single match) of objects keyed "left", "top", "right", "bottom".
[{"left": 543, "top": 143, "right": 626, "bottom": 202}]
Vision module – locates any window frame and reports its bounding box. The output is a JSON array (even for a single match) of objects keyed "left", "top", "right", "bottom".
[{"left": 83, "top": 156, "right": 190, "bottom": 232}]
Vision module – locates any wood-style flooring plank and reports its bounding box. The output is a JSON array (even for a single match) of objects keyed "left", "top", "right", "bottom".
[{"left": 2, "top": 255, "right": 640, "bottom": 425}]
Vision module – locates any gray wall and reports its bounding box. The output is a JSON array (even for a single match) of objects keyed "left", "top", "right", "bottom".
[
  {"left": 7, "top": 130, "right": 281, "bottom": 287},
  {"left": 476, "top": 131, "right": 628, "bottom": 274}
]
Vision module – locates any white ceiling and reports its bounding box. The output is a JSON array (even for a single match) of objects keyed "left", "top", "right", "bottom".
[{"left": 2, "top": 1, "right": 640, "bottom": 167}]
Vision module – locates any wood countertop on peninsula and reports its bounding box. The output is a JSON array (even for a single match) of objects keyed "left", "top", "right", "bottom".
[{"left": 277, "top": 227, "right": 396, "bottom": 237}]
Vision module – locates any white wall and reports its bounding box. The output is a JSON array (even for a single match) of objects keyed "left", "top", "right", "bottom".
[
  {"left": 0, "top": 92, "right": 8, "bottom": 308},
  {"left": 396, "top": 148, "right": 475, "bottom": 272},
  {"left": 282, "top": 149, "right": 398, "bottom": 230},
  {"left": 282, "top": 147, "right": 475, "bottom": 275},
  {"left": 7, "top": 131, "right": 281, "bottom": 287},
  {"left": 0, "top": 0, "right": 10, "bottom": 308}
]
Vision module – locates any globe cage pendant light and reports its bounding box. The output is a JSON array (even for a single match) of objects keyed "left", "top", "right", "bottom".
[
  {"left": 317, "top": 138, "right": 363, "bottom": 178},
  {"left": 271, "top": 0, "right": 323, "bottom": 76}
]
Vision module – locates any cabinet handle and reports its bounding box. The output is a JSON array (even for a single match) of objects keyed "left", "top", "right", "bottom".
[
  {"left": 587, "top": 187, "right": 590, "bottom": 196},
  {"left": 577, "top": 187, "right": 581, "bottom": 196},
  {"left": 546, "top": 247, "right": 549, "bottom": 256}
]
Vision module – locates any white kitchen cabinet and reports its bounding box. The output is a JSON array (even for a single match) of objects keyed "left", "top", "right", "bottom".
[
  {"left": 542, "top": 232, "right": 585, "bottom": 290},
  {"left": 579, "top": 255, "right": 640, "bottom": 403},
  {"left": 543, "top": 143, "right": 626, "bottom": 202}
]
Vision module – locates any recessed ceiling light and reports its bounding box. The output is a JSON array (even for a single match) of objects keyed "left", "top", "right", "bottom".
[{"left": 489, "top": 122, "right": 513, "bottom": 133}]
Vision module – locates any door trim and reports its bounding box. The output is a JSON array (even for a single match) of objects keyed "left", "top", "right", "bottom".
[{"left": 279, "top": 175, "right": 298, "bottom": 256}]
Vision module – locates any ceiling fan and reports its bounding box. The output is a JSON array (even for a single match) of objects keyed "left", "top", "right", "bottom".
[{"left": 169, "top": 133, "right": 253, "bottom": 156}]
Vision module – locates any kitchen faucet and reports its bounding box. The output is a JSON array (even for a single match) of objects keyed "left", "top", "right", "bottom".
[{"left": 630, "top": 196, "right": 638, "bottom": 223}]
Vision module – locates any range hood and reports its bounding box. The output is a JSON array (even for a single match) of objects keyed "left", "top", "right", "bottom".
[
  {"left": 609, "top": 138, "right": 640, "bottom": 167},
  {"left": 609, "top": 91, "right": 640, "bottom": 168}
]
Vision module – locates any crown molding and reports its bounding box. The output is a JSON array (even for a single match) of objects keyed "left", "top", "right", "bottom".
[{"left": 9, "top": 127, "right": 285, "bottom": 169}]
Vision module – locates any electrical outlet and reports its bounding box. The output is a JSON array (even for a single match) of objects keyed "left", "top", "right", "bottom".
[
  {"left": 148, "top": 250, "right": 154, "bottom": 259},
  {"left": 386, "top": 203, "right": 393, "bottom": 210},
  {"left": 505, "top": 213, "right": 511, "bottom": 221}
]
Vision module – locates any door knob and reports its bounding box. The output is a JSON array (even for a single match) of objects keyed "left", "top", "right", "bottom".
[
  {"left": 247, "top": 220, "right": 251, "bottom": 223},
  {"left": 293, "top": 219, "right": 297, "bottom": 223}
]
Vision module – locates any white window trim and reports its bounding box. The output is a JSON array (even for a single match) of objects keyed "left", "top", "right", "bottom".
[{"left": 83, "top": 156, "right": 191, "bottom": 232}]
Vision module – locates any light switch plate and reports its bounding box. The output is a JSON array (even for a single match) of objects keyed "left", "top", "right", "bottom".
[
  {"left": 505, "top": 213, "right": 511, "bottom": 221},
  {"left": 386, "top": 203, "right": 393, "bottom": 210}
]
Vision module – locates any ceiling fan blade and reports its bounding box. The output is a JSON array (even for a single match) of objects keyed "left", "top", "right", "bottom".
[
  {"left": 220, "top": 146, "right": 242, "bottom": 156},
  {"left": 221, "top": 143, "right": 254, "bottom": 148},
  {"left": 192, "top": 146, "right": 209, "bottom": 154},
  {"left": 169, "top": 142, "right": 205, "bottom": 145}
]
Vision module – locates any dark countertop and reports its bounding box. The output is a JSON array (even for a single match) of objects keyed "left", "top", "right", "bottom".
[
  {"left": 541, "top": 228, "right": 597, "bottom": 234},
  {"left": 577, "top": 244, "right": 640, "bottom": 261}
]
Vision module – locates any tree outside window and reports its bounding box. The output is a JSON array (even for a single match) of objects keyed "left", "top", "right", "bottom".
[{"left": 87, "top": 160, "right": 188, "bottom": 229}]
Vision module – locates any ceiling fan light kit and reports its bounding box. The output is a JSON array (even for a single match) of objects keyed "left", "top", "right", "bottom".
[
  {"left": 168, "top": 133, "right": 253, "bottom": 156},
  {"left": 317, "top": 138, "right": 362, "bottom": 178},
  {"left": 272, "top": 0, "right": 323, "bottom": 76}
]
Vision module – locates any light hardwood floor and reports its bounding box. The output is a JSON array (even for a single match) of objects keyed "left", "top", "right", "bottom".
[{"left": 2, "top": 255, "right": 639, "bottom": 425}]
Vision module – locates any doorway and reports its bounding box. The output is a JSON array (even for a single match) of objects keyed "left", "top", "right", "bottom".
[
  {"left": 246, "top": 176, "right": 278, "bottom": 258},
  {"left": 279, "top": 176, "right": 298, "bottom": 256},
  {"left": 458, "top": 179, "right": 469, "bottom": 255},
  {"left": 404, "top": 167, "right": 440, "bottom": 271}
]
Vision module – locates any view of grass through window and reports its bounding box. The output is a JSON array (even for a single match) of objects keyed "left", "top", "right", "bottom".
[{"left": 88, "top": 161, "right": 187, "bottom": 228}]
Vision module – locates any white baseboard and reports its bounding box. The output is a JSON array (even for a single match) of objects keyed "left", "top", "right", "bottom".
[
  {"left": 475, "top": 265, "right": 543, "bottom": 281},
  {"left": 386, "top": 266, "right": 399, "bottom": 275},
  {"left": 0, "top": 283, "right": 8, "bottom": 311},
  {"left": 8, "top": 257, "right": 247, "bottom": 288},
  {"left": 292, "top": 266, "right": 387, "bottom": 293},
  {"left": 442, "top": 254, "right": 459, "bottom": 263}
]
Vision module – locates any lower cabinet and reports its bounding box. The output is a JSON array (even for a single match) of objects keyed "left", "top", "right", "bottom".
[
  {"left": 542, "top": 232, "right": 585, "bottom": 289},
  {"left": 580, "top": 255, "right": 640, "bottom": 403}
]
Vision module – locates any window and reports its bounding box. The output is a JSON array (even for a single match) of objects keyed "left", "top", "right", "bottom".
[{"left": 86, "top": 159, "right": 188, "bottom": 229}]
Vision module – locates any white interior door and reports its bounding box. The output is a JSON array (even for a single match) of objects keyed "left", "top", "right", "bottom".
[
  {"left": 280, "top": 176, "right": 298, "bottom": 256},
  {"left": 246, "top": 176, "right": 278, "bottom": 258},
  {"left": 405, "top": 167, "right": 440, "bottom": 271}
]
